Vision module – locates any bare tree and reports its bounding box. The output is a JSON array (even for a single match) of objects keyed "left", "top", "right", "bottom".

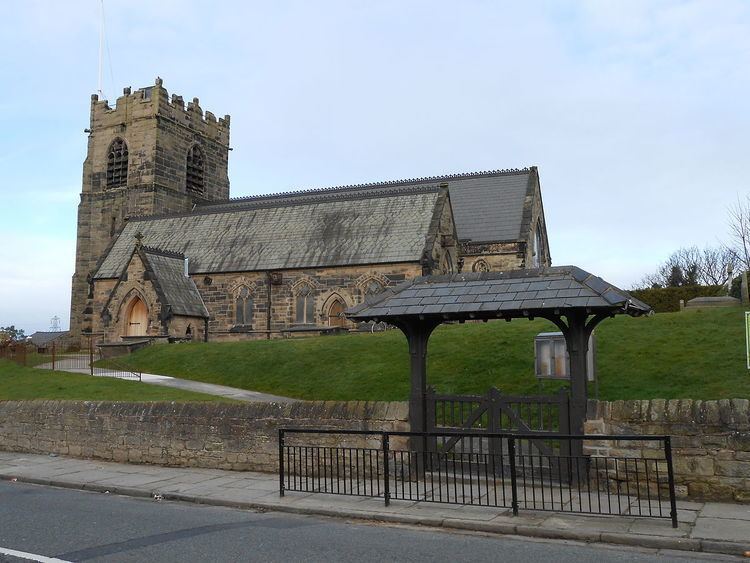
[
  {"left": 728, "top": 195, "right": 750, "bottom": 271},
  {"left": 637, "top": 245, "right": 737, "bottom": 288},
  {"left": 698, "top": 246, "right": 739, "bottom": 285}
]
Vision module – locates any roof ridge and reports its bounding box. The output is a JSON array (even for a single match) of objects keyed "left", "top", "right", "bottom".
[
  {"left": 141, "top": 245, "right": 185, "bottom": 259},
  {"left": 128, "top": 183, "right": 441, "bottom": 222},
  {"left": 198, "top": 167, "right": 533, "bottom": 209}
]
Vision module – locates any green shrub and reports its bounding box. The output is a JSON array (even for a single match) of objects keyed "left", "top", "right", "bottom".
[{"left": 630, "top": 285, "right": 725, "bottom": 313}]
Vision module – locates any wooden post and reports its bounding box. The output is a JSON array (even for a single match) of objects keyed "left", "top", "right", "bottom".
[
  {"left": 399, "top": 318, "right": 440, "bottom": 452},
  {"left": 564, "top": 310, "right": 589, "bottom": 459},
  {"left": 89, "top": 336, "right": 94, "bottom": 376},
  {"left": 51, "top": 341, "right": 56, "bottom": 371}
]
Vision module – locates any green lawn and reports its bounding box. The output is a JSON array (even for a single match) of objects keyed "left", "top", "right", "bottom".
[
  {"left": 0, "top": 360, "right": 230, "bottom": 402},
  {"left": 110, "top": 306, "right": 750, "bottom": 401}
]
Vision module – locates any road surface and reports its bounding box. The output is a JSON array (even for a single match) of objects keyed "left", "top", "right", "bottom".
[{"left": 0, "top": 481, "right": 736, "bottom": 563}]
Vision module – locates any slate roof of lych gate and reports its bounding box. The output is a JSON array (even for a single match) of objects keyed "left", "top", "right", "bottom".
[
  {"left": 142, "top": 249, "right": 208, "bottom": 318},
  {"left": 198, "top": 168, "right": 535, "bottom": 244},
  {"left": 95, "top": 186, "right": 446, "bottom": 278},
  {"left": 346, "top": 266, "right": 652, "bottom": 320}
]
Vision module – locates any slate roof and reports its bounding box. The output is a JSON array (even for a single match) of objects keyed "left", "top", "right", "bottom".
[
  {"left": 198, "top": 168, "right": 535, "bottom": 244},
  {"left": 29, "top": 331, "right": 69, "bottom": 347},
  {"left": 141, "top": 248, "right": 208, "bottom": 318},
  {"left": 346, "top": 266, "right": 652, "bottom": 321},
  {"left": 96, "top": 186, "right": 447, "bottom": 278}
]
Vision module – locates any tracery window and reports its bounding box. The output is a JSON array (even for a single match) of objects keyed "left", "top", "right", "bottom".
[
  {"left": 295, "top": 285, "right": 315, "bottom": 324},
  {"left": 106, "top": 138, "right": 128, "bottom": 188},
  {"left": 472, "top": 259, "right": 490, "bottom": 273},
  {"left": 186, "top": 145, "right": 205, "bottom": 195},
  {"left": 235, "top": 286, "right": 253, "bottom": 326}
]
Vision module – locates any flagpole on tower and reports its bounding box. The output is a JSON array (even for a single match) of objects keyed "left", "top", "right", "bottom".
[{"left": 97, "top": 0, "right": 104, "bottom": 98}]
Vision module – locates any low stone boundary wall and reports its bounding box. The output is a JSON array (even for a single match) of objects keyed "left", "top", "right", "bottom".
[
  {"left": 0, "top": 401, "right": 408, "bottom": 473},
  {"left": 585, "top": 399, "right": 750, "bottom": 502}
]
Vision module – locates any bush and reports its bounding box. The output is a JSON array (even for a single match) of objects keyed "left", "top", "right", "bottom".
[{"left": 629, "top": 285, "right": 725, "bottom": 313}]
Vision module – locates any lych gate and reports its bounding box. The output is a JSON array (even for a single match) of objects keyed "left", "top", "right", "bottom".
[
  {"left": 278, "top": 268, "right": 677, "bottom": 526},
  {"left": 346, "top": 266, "right": 651, "bottom": 458}
]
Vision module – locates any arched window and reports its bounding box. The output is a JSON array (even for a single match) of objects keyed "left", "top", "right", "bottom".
[
  {"left": 186, "top": 145, "right": 205, "bottom": 195},
  {"left": 532, "top": 222, "right": 543, "bottom": 268},
  {"left": 235, "top": 286, "right": 253, "bottom": 326},
  {"left": 106, "top": 138, "right": 128, "bottom": 188},
  {"left": 295, "top": 285, "right": 315, "bottom": 324}
]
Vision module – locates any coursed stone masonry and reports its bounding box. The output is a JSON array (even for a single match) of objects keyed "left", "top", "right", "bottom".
[
  {"left": 0, "top": 401, "right": 408, "bottom": 473},
  {"left": 585, "top": 399, "right": 750, "bottom": 502}
]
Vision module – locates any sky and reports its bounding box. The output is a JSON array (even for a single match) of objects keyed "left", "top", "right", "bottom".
[{"left": 1, "top": 0, "right": 748, "bottom": 333}]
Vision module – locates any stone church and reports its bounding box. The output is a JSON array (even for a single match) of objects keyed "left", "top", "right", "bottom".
[{"left": 70, "top": 79, "right": 551, "bottom": 344}]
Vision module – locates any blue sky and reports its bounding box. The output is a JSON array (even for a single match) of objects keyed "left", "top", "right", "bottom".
[{"left": 1, "top": 0, "right": 748, "bottom": 333}]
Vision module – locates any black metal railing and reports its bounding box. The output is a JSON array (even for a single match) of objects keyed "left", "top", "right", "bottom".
[
  {"left": 279, "top": 429, "right": 678, "bottom": 528},
  {"left": 35, "top": 339, "right": 142, "bottom": 381}
]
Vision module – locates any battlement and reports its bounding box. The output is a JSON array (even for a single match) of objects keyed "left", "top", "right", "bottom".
[{"left": 89, "top": 77, "right": 230, "bottom": 144}]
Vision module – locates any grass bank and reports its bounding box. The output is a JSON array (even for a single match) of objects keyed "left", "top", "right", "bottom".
[
  {"left": 112, "top": 306, "right": 750, "bottom": 401},
  {"left": 0, "top": 360, "right": 229, "bottom": 402}
]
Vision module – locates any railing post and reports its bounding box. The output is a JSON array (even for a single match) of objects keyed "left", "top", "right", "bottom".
[
  {"left": 664, "top": 436, "right": 678, "bottom": 528},
  {"left": 89, "top": 337, "right": 94, "bottom": 377},
  {"left": 383, "top": 432, "right": 390, "bottom": 506},
  {"left": 278, "top": 429, "right": 285, "bottom": 497},
  {"left": 51, "top": 341, "right": 56, "bottom": 371},
  {"left": 508, "top": 437, "right": 519, "bottom": 516}
]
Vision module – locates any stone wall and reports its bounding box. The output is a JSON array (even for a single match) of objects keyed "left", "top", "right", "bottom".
[
  {"left": 0, "top": 401, "right": 408, "bottom": 473},
  {"left": 585, "top": 399, "right": 750, "bottom": 502}
]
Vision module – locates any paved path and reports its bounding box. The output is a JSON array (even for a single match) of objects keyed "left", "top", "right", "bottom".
[
  {"left": 0, "top": 452, "right": 747, "bottom": 559},
  {"left": 139, "top": 373, "right": 296, "bottom": 402},
  {"left": 36, "top": 360, "right": 295, "bottom": 403}
]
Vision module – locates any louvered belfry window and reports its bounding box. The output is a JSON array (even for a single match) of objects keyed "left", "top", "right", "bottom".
[
  {"left": 186, "top": 145, "right": 205, "bottom": 195},
  {"left": 106, "top": 138, "right": 128, "bottom": 188}
]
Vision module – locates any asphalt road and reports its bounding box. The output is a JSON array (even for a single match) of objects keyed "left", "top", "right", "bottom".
[{"left": 0, "top": 481, "right": 735, "bottom": 563}]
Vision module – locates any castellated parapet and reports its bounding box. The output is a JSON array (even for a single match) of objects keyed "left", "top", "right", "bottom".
[{"left": 90, "top": 77, "right": 230, "bottom": 148}]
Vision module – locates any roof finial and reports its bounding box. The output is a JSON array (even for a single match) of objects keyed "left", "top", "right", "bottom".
[{"left": 134, "top": 231, "right": 144, "bottom": 248}]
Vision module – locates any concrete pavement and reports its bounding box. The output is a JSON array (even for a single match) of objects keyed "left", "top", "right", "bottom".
[{"left": 0, "top": 451, "right": 748, "bottom": 558}]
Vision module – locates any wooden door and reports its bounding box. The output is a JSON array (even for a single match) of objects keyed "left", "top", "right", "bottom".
[
  {"left": 328, "top": 300, "right": 346, "bottom": 327},
  {"left": 126, "top": 298, "right": 148, "bottom": 336}
]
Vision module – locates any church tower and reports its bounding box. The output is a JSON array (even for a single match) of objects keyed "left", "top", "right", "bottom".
[{"left": 70, "top": 78, "right": 231, "bottom": 342}]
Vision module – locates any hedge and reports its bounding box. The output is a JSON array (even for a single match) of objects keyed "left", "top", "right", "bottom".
[{"left": 629, "top": 285, "right": 725, "bottom": 313}]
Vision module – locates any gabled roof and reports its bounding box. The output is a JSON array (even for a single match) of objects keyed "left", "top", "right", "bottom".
[
  {"left": 346, "top": 266, "right": 652, "bottom": 321},
  {"left": 141, "top": 248, "right": 208, "bottom": 318},
  {"left": 95, "top": 185, "right": 449, "bottom": 278},
  {"left": 198, "top": 168, "right": 536, "bottom": 244},
  {"left": 29, "top": 331, "right": 69, "bottom": 346}
]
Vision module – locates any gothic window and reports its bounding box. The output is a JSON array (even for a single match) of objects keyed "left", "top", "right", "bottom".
[
  {"left": 472, "top": 259, "right": 490, "bottom": 273},
  {"left": 295, "top": 285, "right": 315, "bottom": 324},
  {"left": 532, "top": 222, "right": 543, "bottom": 268},
  {"left": 106, "top": 138, "right": 128, "bottom": 188},
  {"left": 235, "top": 286, "right": 253, "bottom": 326},
  {"left": 186, "top": 145, "right": 205, "bottom": 195}
]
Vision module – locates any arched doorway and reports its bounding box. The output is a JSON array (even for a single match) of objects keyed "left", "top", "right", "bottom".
[
  {"left": 327, "top": 299, "right": 346, "bottom": 328},
  {"left": 125, "top": 297, "right": 148, "bottom": 336}
]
